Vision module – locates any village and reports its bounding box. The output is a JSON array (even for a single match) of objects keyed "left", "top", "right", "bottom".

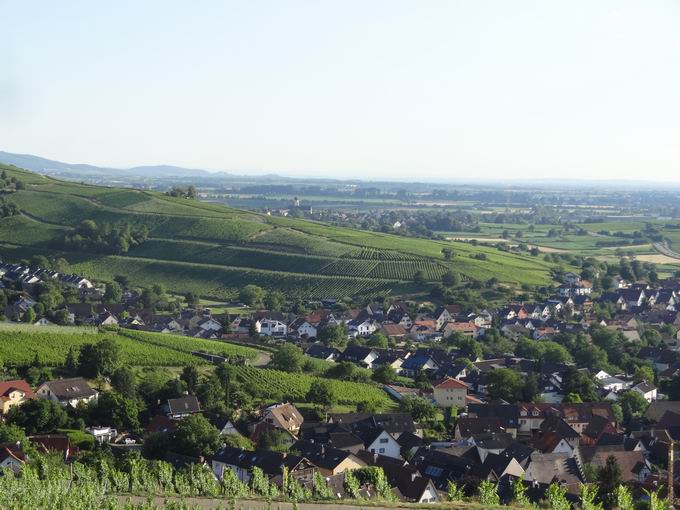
[{"left": 2, "top": 258, "right": 680, "bottom": 506}]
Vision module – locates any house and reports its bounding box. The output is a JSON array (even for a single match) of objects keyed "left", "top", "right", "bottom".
[
  {"left": 380, "top": 323, "right": 408, "bottom": 340},
  {"left": 289, "top": 318, "right": 318, "bottom": 339},
  {"left": 356, "top": 451, "right": 440, "bottom": 503},
  {"left": 291, "top": 440, "right": 367, "bottom": 476},
  {"left": 86, "top": 426, "right": 118, "bottom": 444},
  {"left": 165, "top": 396, "right": 201, "bottom": 419},
  {"left": 259, "top": 319, "right": 287, "bottom": 337},
  {"left": 339, "top": 345, "right": 379, "bottom": 368},
  {"left": 304, "top": 344, "right": 340, "bottom": 362},
  {"left": 211, "top": 447, "right": 316, "bottom": 484},
  {"left": 197, "top": 317, "right": 223, "bottom": 333},
  {"left": 467, "top": 404, "right": 520, "bottom": 437},
  {"left": 37, "top": 378, "right": 98, "bottom": 407},
  {"left": 328, "top": 413, "right": 418, "bottom": 440},
  {"left": 400, "top": 355, "right": 439, "bottom": 377},
  {"left": 523, "top": 452, "right": 584, "bottom": 494},
  {"left": 432, "top": 378, "right": 468, "bottom": 408},
  {"left": 631, "top": 381, "right": 658, "bottom": 402},
  {"left": 0, "top": 446, "right": 26, "bottom": 473},
  {"left": 0, "top": 379, "right": 34, "bottom": 416},
  {"left": 256, "top": 403, "right": 304, "bottom": 437},
  {"left": 576, "top": 447, "right": 651, "bottom": 483},
  {"left": 441, "top": 321, "right": 480, "bottom": 339},
  {"left": 454, "top": 417, "right": 504, "bottom": 439}
]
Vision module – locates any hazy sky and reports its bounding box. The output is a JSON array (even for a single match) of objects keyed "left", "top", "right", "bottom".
[{"left": 2, "top": 1, "right": 679, "bottom": 181}]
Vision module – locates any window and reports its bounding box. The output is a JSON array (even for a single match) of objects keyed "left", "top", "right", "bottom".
[
  {"left": 379, "top": 448, "right": 385, "bottom": 454},
  {"left": 379, "top": 438, "right": 389, "bottom": 444}
]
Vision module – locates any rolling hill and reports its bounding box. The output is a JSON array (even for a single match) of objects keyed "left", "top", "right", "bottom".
[{"left": 0, "top": 164, "right": 561, "bottom": 299}]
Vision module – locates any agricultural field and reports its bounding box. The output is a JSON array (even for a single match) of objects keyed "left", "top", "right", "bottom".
[
  {"left": 0, "top": 164, "right": 566, "bottom": 298},
  {"left": 232, "top": 365, "right": 394, "bottom": 409},
  {"left": 0, "top": 325, "right": 258, "bottom": 367}
]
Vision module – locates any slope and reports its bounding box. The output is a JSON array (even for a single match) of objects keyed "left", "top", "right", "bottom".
[{"left": 0, "top": 164, "right": 559, "bottom": 299}]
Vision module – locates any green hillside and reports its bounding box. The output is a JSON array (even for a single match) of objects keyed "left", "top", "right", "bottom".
[{"left": 0, "top": 164, "right": 560, "bottom": 299}]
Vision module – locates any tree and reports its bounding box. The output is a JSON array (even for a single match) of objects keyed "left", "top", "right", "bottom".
[
  {"left": 0, "top": 423, "right": 26, "bottom": 443},
  {"left": 366, "top": 332, "right": 388, "bottom": 348},
  {"left": 457, "top": 337, "right": 482, "bottom": 361},
  {"left": 306, "top": 380, "right": 336, "bottom": 409},
  {"left": 271, "top": 344, "right": 303, "bottom": 372},
  {"left": 78, "top": 338, "right": 121, "bottom": 378},
  {"left": 111, "top": 366, "right": 136, "bottom": 395},
  {"left": 89, "top": 391, "right": 142, "bottom": 431},
  {"left": 7, "top": 398, "right": 68, "bottom": 435},
  {"left": 413, "top": 270, "right": 426, "bottom": 285},
  {"left": 372, "top": 364, "right": 396, "bottom": 384},
  {"left": 317, "top": 324, "right": 347, "bottom": 346},
  {"left": 23, "top": 307, "right": 36, "bottom": 323},
  {"left": 486, "top": 368, "right": 523, "bottom": 402},
  {"left": 399, "top": 396, "right": 436, "bottom": 422},
  {"left": 441, "top": 247, "right": 454, "bottom": 260},
  {"left": 104, "top": 281, "right": 122, "bottom": 303},
  {"left": 185, "top": 292, "right": 200, "bottom": 307},
  {"left": 180, "top": 366, "right": 200, "bottom": 393},
  {"left": 618, "top": 391, "right": 649, "bottom": 421},
  {"left": 561, "top": 366, "right": 598, "bottom": 402},
  {"left": 633, "top": 365, "right": 654, "bottom": 383},
  {"left": 442, "top": 271, "right": 460, "bottom": 286},
  {"left": 172, "top": 414, "right": 222, "bottom": 457},
  {"left": 239, "top": 285, "right": 265, "bottom": 307},
  {"left": 64, "top": 347, "right": 78, "bottom": 375},
  {"left": 263, "top": 291, "right": 286, "bottom": 312},
  {"left": 597, "top": 456, "right": 622, "bottom": 509}
]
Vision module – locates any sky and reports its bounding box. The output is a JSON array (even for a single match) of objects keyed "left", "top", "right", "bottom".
[{"left": 1, "top": 1, "right": 680, "bottom": 182}]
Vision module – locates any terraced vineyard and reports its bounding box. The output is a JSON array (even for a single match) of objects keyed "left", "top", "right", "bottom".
[
  {"left": 233, "top": 365, "right": 393, "bottom": 408},
  {"left": 0, "top": 163, "right": 564, "bottom": 298},
  {"left": 0, "top": 325, "right": 258, "bottom": 367}
]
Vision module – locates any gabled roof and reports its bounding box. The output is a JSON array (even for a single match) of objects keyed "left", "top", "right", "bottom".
[
  {"left": 433, "top": 377, "right": 468, "bottom": 390},
  {"left": 42, "top": 378, "right": 96, "bottom": 400},
  {"left": 212, "top": 447, "right": 309, "bottom": 476},
  {"left": 167, "top": 396, "right": 201, "bottom": 415},
  {"left": 291, "top": 440, "right": 358, "bottom": 470},
  {"left": 456, "top": 417, "right": 504, "bottom": 437},
  {"left": 0, "top": 379, "right": 34, "bottom": 399}
]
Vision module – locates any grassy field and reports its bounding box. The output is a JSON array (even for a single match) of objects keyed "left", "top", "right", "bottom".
[
  {"left": 0, "top": 324, "right": 258, "bottom": 367},
  {"left": 0, "top": 164, "right": 567, "bottom": 298}
]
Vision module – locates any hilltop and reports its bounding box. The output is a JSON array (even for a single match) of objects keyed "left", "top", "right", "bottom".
[{"left": 0, "top": 164, "right": 560, "bottom": 299}]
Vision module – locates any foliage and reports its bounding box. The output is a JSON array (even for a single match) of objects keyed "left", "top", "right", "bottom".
[
  {"left": 171, "top": 414, "right": 222, "bottom": 457},
  {"left": 399, "top": 395, "right": 437, "bottom": 422},
  {"left": 78, "top": 338, "right": 121, "bottom": 378},
  {"left": 447, "top": 480, "right": 465, "bottom": 501},
  {"left": 305, "top": 379, "right": 336, "bottom": 409},
  {"left": 614, "top": 484, "right": 634, "bottom": 510},
  {"left": 580, "top": 483, "right": 603, "bottom": 510},
  {"left": 271, "top": 343, "right": 304, "bottom": 372},
  {"left": 6, "top": 398, "right": 68, "bottom": 435},
  {"left": 546, "top": 482, "right": 571, "bottom": 510},
  {"left": 478, "top": 480, "right": 500, "bottom": 506}
]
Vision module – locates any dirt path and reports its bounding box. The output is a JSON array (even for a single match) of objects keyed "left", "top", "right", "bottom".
[
  {"left": 252, "top": 351, "right": 272, "bottom": 367},
  {"left": 116, "top": 496, "right": 458, "bottom": 510}
]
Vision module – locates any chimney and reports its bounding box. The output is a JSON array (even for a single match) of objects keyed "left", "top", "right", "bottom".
[
  {"left": 411, "top": 472, "right": 417, "bottom": 482},
  {"left": 321, "top": 445, "right": 326, "bottom": 458}
]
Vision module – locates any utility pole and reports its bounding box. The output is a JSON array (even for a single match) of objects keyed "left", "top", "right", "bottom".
[{"left": 669, "top": 438, "right": 675, "bottom": 504}]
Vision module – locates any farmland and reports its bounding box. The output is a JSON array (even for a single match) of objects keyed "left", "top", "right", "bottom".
[
  {"left": 0, "top": 164, "right": 566, "bottom": 298},
  {"left": 232, "top": 365, "right": 394, "bottom": 409},
  {"left": 0, "top": 325, "right": 258, "bottom": 367}
]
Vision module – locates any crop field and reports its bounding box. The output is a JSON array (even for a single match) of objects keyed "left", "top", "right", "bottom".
[
  {"left": 233, "top": 365, "right": 393, "bottom": 408},
  {"left": 0, "top": 325, "right": 257, "bottom": 367},
  {"left": 0, "top": 164, "right": 566, "bottom": 297}
]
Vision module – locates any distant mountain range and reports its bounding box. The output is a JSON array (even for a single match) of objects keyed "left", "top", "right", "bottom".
[
  {"left": 2, "top": 149, "right": 679, "bottom": 190},
  {"left": 0, "top": 151, "right": 221, "bottom": 179}
]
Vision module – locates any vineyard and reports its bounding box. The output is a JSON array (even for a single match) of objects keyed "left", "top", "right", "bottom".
[
  {"left": 0, "top": 164, "right": 563, "bottom": 300},
  {"left": 0, "top": 326, "right": 258, "bottom": 367},
  {"left": 233, "top": 366, "right": 394, "bottom": 409}
]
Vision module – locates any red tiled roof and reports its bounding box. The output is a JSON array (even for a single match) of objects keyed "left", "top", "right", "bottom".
[
  {"left": 0, "top": 380, "right": 34, "bottom": 399},
  {"left": 434, "top": 377, "right": 468, "bottom": 390}
]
